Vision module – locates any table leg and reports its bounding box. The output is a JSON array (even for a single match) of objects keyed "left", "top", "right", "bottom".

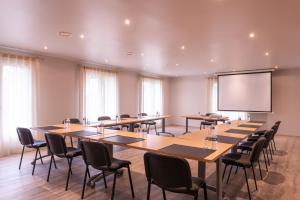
[
  {"left": 157, "top": 118, "right": 174, "bottom": 137},
  {"left": 198, "top": 161, "right": 206, "bottom": 179},
  {"left": 216, "top": 158, "right": 223, "bottom": 200},
  {"left": 183, "top": 117, "right": 191, "bottom": 134},
  {"left": 129, "top": 123, "right": 134, "bottom": 132}
]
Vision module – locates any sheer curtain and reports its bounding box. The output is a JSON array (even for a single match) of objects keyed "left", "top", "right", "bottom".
[
  {"left": 0, "top": 54, "right": 39, "bottom": 157},
  {"left": 140, "top": 77, "right": 163, "bottom": 115},
  {"left": 207, "top": 76, "right": 247, "bottom": 120},
  {"left": 80, "top": 66, "right": 118, "bottom": 122}
]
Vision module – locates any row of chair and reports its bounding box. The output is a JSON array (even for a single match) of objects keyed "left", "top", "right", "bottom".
[
  {"left": 17, "top": 127, "right": 208, "bottom": 200},
  {"left": 221, "top": 121, "right": 281, "bottom": 199}
]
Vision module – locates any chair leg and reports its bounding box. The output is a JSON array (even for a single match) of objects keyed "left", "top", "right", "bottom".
[
  {"left": 222, "top": 164, "right": 228, "bottom": 181},
  {"left": 53, "top": 156, "right": 57, "bottom": 169},
  {"left": 147, "top": 181, "right": 151, "bottom": 200},
  {"left": 269, "top": 146, "right": 273, "bottom": 160},
  {"left": 111, "top": 172, "right": 117, "bottom": 200},
  {"left": 103, "top": 171, "right": 107, "bottom": 188},
  {"left": 262, "top": 150, "right": 268, "bottom": 171},
  {"left": 235, "top": 166, "right": 239, "bottom": 174},
  {"left": 194, "top": 192, "right": 198, "bottom": 200},
  {"left": 147, "top": 125, "right": 150, "bottom": 134},
  {"left": 47, "top": 155, "right": 53, "bottom": 182},
  {"left": 258, "top": 160, "right": 263, "bottom": 180},
  {"left": 127, "top": 166, "right": 135, "bottom": 198},
  {"left": 70, "top": 137, "right": 74, "bottom": 148},
  {"left": 272, "top": 139, "right": 277, "bottom": 150},
  {"left": 67, "top": 158, "right": 73, "bottom": 174},
  {"left": 226, "top": 165, "right": 233, "bottom": 184},
  {"left": 87, "top": 167, "right": 91, "bottom": 178},
  {"left": 19, "top": 145, "right": 25, "bottom": 170},
  {"left": 265, "top": 148, "right": 271, "bottom": 166},
  {"left": 162, "top": 189, "right": 166, "bottom": 200},
  {"left": 154, "top": 125, "right": 158, "bottom": 135},
  {"left": 243, "top": 167, "right": 252, "bottom": 200},
  {"left": 38, "top": 148, "right": 43, "bottom": 165},
  {"left": 65, "top": 158, "right": 73, "bottom": 191},
  {"left": 81, "top": 165, "right": 88, "bottom": 199},
  {"left": 270, "top": 142, "right": 275, "bottom": 154},
  {"left": 202, "top": 183, "right": 208, "bottom": 200},
  {"left": 32, "top": 148, "right": 39, "bottom": 175},
  {"left": 251, "top": 164, "right": 258, "bottom": 190}
]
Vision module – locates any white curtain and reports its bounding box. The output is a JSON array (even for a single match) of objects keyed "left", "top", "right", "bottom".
[
  {"left": 207, "top": 76, "right": 247, "bottom": 120},
  {"left": 140, "top": 77, "right": 163, "bottom": 115},
  {"left": 0, "top": 54, "right": 39, "bottom": 157},
  {"left": 80, "top": 66, "right": 118, "bottom": 122}
]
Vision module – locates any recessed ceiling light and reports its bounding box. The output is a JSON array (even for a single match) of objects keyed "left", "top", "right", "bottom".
[
  {"left": 127, "top": 51, "right": 133, "bottom": 56},
  {"left": 58, "top": 31, "right": 72, "bottom": 37},
  {"left": 274, "top": 65, "right": 279, "bottom": 69},
  {"left": 140, "top": 53, "right": 144, "bottom": 57},
  {"left": 124, "top": 19, "right": 131, "bottom": 25},
  {"left": 265, "top": 52, "right": 270, "bottom": 56},
  {"left": 44, "top": 46, "right": 48, "bottom": 50},
  {"left": 249, "top": 32, "right": 255, "bottom": 38},
  {"left": 210, "top": 58, "right": 215, "bottom": 63},
  {"left": 80, "top": 34, "right": 85, "bottom": 39},
  {"left": 232, "top": 69, "right": 236, "bottom": 71},
  {"left": 181, "top": 45, "right": 185, "bottom": 50},
  {"left": 105, "top": 59, "right": 109, "bottom": 63},
  {"left": 175, "top": 64, "right": 179, "bottom": 66}
]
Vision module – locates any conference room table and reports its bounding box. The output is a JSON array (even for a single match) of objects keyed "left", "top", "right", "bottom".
[
  {"left": 32, "top": 119, "right": 264, "bottom": 200},
  {"left": 182, "top": 114, "right": 229, "bottom": 133},
  {"left": 89, "top": 114, "right": 174, "bottom": 136}
]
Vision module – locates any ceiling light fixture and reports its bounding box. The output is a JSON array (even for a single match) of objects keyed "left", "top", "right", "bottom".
[
  {"left": 124, "top": 19, "right": 131, "bottom": 25},
  {"left": 80, "top": 34, "right": 85, "bottom": 39},
  {"left": 44, "top": 46, "right": 48, "bottom": 50},
  {"left": 210, "top": 58, "right": 215, "bottom": 63},
  {"left": 181, "top": 45, "right": 185, "bottom": 50},
  {"left": 249, "top": 32, "right": 255, "bottom": 38},
  {"left": 175, "top": 63, "right": 179, "bottom": 66},
  {"left": 265, "top": 52, "right": 270, "bottom": 56},
  {"left": 274, "top": 65, "right": 279, "bottom": 69}
]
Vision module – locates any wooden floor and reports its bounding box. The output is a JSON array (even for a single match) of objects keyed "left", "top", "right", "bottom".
[{"left": 0, "top": 126, "right": 299, "bottom": 200}]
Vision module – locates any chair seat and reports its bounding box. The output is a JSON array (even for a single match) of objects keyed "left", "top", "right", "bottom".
[
  {"left": 106, "top": 126, "right": 121, "bottom": 130},
  {"left": 222, "top": 152, "right": 251, "bottom": 167},
  {"left": 65, "top": 147, "right": 82, "bottom": 157},
  {"left": 109, "top": 158, "right": 131, "bottom": 170},
  {"left": 247, "top": 135, "right": 260, "bottom": 142},
  {"left": 201, "top": 121, "right": 214, "bottom": 126},
  {"left": 122, "top": 124, "right": 140, "bottom": 128},
  {"left": 28, "top": 140, "right": 47, "bottom": 148},
  {"left": 142, "top": 120, "right": 156, "bottom": 125}
]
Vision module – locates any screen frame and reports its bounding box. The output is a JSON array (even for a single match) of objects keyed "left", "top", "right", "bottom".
[{"left": 217, "top": 71, "right": 273, "bottom": 112}]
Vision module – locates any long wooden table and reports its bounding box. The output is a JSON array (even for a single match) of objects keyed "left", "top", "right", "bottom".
[
  {"left": 182, "top": 115, "right": 229, "bottom": 133},
  {"left": 32, "top": 120, "right": 263, "bottom": 200},
  {"left": 90, "top": 115, "right": 174, "bottom": 136}
]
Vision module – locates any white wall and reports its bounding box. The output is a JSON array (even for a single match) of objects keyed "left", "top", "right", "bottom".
[{"left": 169, "top": 75, "right": 208, "bottom": 127}]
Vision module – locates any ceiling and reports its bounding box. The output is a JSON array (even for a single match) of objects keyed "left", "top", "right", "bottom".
[{"left": 0, "top": 0, "right": 300, "bottom": 76}]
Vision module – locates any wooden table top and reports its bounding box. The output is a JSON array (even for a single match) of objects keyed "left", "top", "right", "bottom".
[
  {"left": 182, "top": 114, "right": 229, "bottom": 121},
  {"left": 32, "top": 120, "right": 263, "bottom": 163}
]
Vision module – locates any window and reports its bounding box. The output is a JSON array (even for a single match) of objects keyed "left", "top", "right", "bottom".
[
  {"left": 0, "top": 55, "right": 38, "bottom": 156},
  {"left": 140, "top": 77, "right": 163, "bottom": 115},
  {"left": 208, "top": 77, "right": 247, "bottom": 120},
  {"left": 82, "top": 67, "right": 117, "bottom": 121}
]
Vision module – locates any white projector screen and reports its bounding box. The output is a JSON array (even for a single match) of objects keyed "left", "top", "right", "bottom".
[{"left": 218, "top": 72, "right": 272, "bottom": 112}]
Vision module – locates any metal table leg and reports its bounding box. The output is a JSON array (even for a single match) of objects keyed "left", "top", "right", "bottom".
[{"left": 157, "top": 118, "right": 174, "bottom": 137}]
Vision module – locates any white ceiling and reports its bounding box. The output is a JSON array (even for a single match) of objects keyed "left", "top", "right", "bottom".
[{"left": 0, "top": 0, "right": 300, "bottom": 76}]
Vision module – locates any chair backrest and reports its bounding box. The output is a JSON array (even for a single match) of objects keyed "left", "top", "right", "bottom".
[
  {"left": 16, "top": 127, "right": 34, "bottom": 146},
  {"left": 120, "top": 114, "right": 130, "bottom": 118},
  {"left": 45, "top": 133, "right": 67, "bottom": 156},
  {"left": 250, "top": 137, "right": 267, "bottom": 163},
  {"left": 140, "top": 113, "right": 148, "bottom": 116},
  {"left": 98, "top": 116, "right": 111, "bottom": 121},
  {"left": 205, "top": 113, "right": 215, "bottom": 116},
  {"left": 144, "top": 152, "right": 192, "bottom": 189},
  {"left": 79, "top": 141, "right": 111, "bottom": 167},
  {"left": 263, "top": 129, "right": 274, "bottom": 147},
  {"left": 62, "top": 118, "right": 81, "bottom": 124}
]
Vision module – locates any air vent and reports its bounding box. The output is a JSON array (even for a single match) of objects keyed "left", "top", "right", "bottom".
[{"left": 58, "top": 31, "right": 72, "bottom": 37}]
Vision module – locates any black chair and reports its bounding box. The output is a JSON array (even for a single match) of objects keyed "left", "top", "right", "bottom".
[
  {"left": 79, "top": 141, "right": 134, "bottom": 200},
  {"left": 45, "top": 133, "right": 82, "bottom": 191},
  {"left": 200, "top": 113, "right": 217, "bottom": 130},
  {"left": 144, "top": 152, "right": 208, "bottom": 200},
  {"left": 140, "top": 113, "right": 158, "bottom": 135},
  {"left": 222, "top": 138, "right": 266, "bottom": 200},
  {"left": 62, "top": 118, "right": 81, "bottom": 147},
  {"left": 16, "top": 127, "right": 47, "bottom": 175},
  {"left": 98, "top": 116, "right": 121, "bottom": 130},
  {"left": 270, "top": 121, "right": 281, "bottom": 151},
  {"left": 120, "top": 114, "right": 140, "bottom": 130}
]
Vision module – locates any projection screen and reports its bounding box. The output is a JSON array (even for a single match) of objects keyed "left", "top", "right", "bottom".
[{"left": 218, "top": 72, "right": 272, "bottom": 112}]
